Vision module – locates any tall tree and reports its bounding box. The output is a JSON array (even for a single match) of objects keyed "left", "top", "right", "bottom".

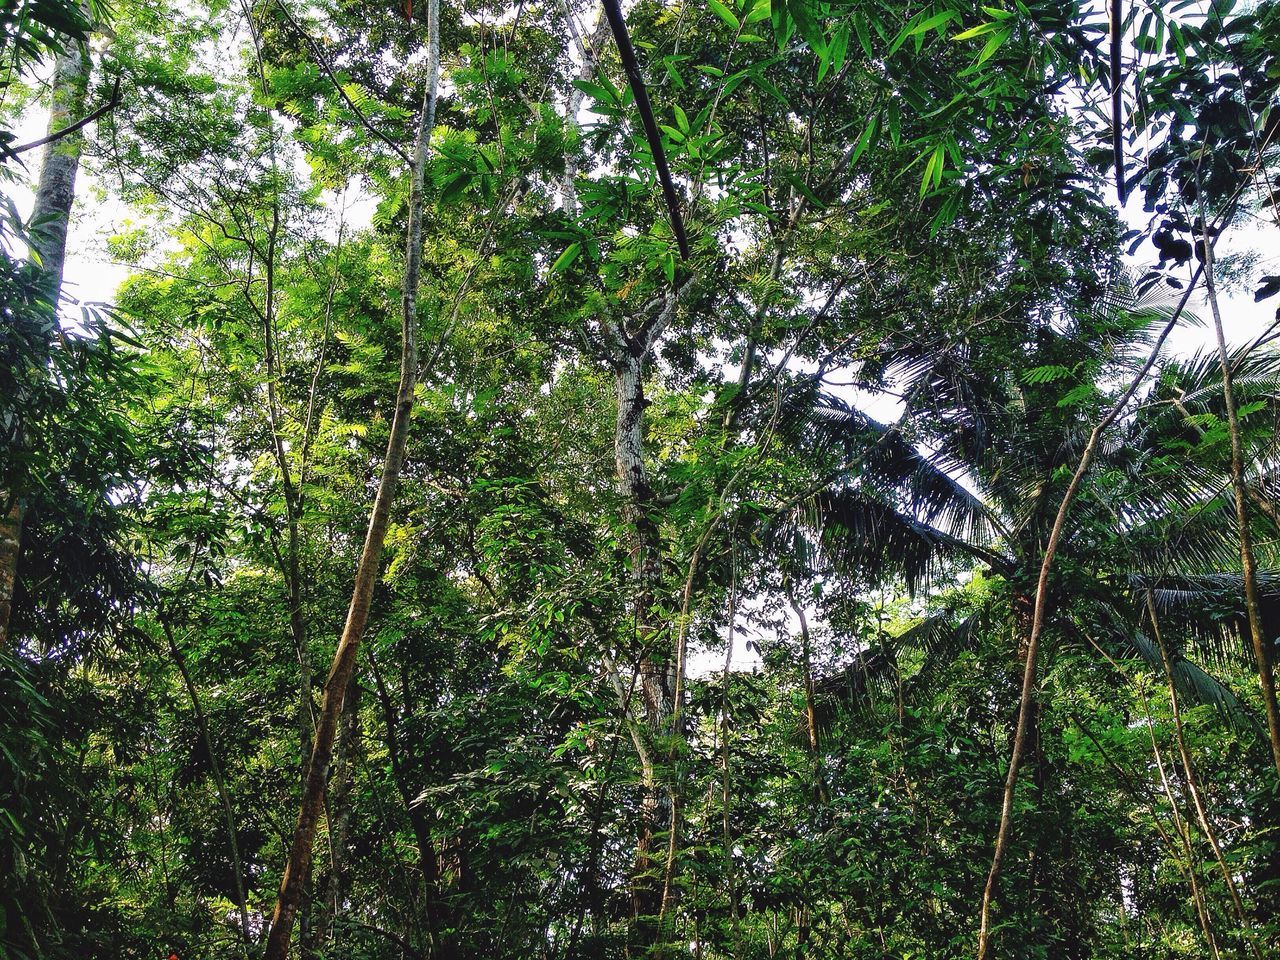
[{"left": 263, "top": 0, "right": 441, "bottom": 952}]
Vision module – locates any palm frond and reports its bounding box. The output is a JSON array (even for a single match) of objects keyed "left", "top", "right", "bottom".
[
  {"left": 1126, "top": 629, "right": 1256, "bottom": 734},
  {"left": 812, "top": 645, "right": 899, "bottom": 717},
  {"left": 1161, "top": 346, "right": 1280, "bottom": 410},
  {"left": 900, "top": 610, "right": 986, "bottom": 697},
  {"left": 1121, "top": 570, "right": 1280, "bottom": 668},
  {"left": 807, "top": 396, "right": 1002, "bottom": 545},
  {"left": 801, "top": 488, "right": 1004, "bottom": 592}
]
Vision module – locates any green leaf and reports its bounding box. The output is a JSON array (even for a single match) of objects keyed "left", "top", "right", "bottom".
[
  {"left": 572, "top": 78, "right": 619, "bottom": 107},
  {"left": 552, "top": 242, "right": 581, "bottom": 273},
  {"left": 891, "top": 9, "right": 956, "bottom": 55},
  {"left": 816, "top": 35, "right": 833, "bottom": 82},
  {"left": 849, "top": 113, "right": 879, "bottom": 167},
  {"left": 708, "top": 0, "right": 741, "bottom": 31},
  {"left": 1238, "top": 400, "right": 1267, "bottom": 418},
  {"left": 952, "top": 21, "right": 999, "bottom": 41},
  {"left": 789, "top": 0, "right": 827, "bottom": 55},
  {"left": 744, "top": 0, "right": 771, "bottom": 24},
  {"left": 919, "top": 145, "right": 944, "bottom": 198},
  {"left": 1056, "top": 383, "right": 1097, "bottom": 408},
  {"left": 853, "top": 12, "right": 873, "bottom": 58},
  {"left": 910, "top": 9, "right": 958, "bottom": 36},
  {"left": 828, "top": 25, "right": 849, "bottom": 76},
  {"left": 976, "top": 25, "right": 1011, "bottom": 64},
  {"left": 1022, "top": 364, "right": 1073, "bottom": 384}
]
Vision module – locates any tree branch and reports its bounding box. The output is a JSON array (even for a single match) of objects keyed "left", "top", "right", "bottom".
[
  {"left": 601, "top": 0, "right": 690, "bottom": 263},
  {"left": 272, "top": 0, "right": 412, "bottom": 164},
  {"left": 10, "top": 76, "right": 121, "bottom": 157}
]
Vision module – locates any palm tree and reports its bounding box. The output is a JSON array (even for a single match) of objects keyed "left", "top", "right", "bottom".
[
  {"left": 739, "top": 279, "right": 1280, "bottom": 953},
  {"left": 768, "top": 281, "right": 1280, "bottom": 729}
]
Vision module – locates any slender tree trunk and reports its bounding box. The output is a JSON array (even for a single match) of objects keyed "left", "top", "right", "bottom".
[
  {"left": 720, "top": 563, "right": 742, "bottom": 959},
  {"left": 0, "top": 501, "right": 22, "bottom": 647},
  {"left": 1133, "top": 675, "right": 1222, "bottom": 957},
  {"left": 262, "top": 4, "right": 440, "bottom": 953},
  {"left": 30, "top": 43, "right": 89, "bottom": 306},
  {"left": 567, "top": 23, "right": 683, "bottom": 949},
  {"left": 1200, "top": 222, "right": 1280, "bottom": 778},
  {"left": 1147, "top": 593, "right": 1257, "bottom": 955},
  {"left": 0, "top": 38, "right": 90, "bottom": 647},
  {"left": 369, "top": 654, "right": 450, "bottom": 956},
  {"left": 304, "top": 673, "right": 361, "bottom": 959},
  {"left": 787, "top": 587, "right": 826, "bottom": 803},
  {"left": 975, "top": 275, "right": 1200, "bottom": 959},
  {"left": 163, "top": 618, "right": 253, "bottom": 954},
  {"left": 560, "top": 1, "right": 606, "bottom": 212},
  {"left": 613, "top": 347, "right": 675, "bottom": 958},
  {"left": 261, "top": 173, "right": 320, "bottom": 947}
]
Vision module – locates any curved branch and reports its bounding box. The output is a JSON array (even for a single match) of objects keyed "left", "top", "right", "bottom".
[
  {"left": 272, "top": 0, "right": 412, "bottom": 164},
  {"left": 9, "top": 77, "right": 120, "bottom": 158},
  {"left": 976, "top": 265, "right": 1203, "bottom": 959}
]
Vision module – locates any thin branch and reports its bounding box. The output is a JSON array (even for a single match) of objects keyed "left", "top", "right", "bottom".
[
  {"left": 9, "top": 76, "right": 121, "bottom": 157},
  {"left": 272, "top": 0, "right": 412, "bottom": 164},
  {"left": 976, "top": 266, "right": 1203, "bottom": 959}
]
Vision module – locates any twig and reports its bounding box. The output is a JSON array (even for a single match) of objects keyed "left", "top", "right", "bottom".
[{"left": 272, "top": 0, "right": 412, "bottom": 164}]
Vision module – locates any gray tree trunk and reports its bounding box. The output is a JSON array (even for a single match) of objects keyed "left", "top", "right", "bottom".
[
  {"left": 0, "top": 39, "right": 91, "bottom": 647},
  {"left": 30, "top": 43, "right": 90, "bottom": 306},
  {"left": 612, "top": 345, "right": 676, "bottom": 957}
]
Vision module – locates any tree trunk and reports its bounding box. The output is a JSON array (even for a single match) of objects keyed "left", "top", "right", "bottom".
[
  {"left": 30, "top": 43, "right": 90, "bottom": 306},
  {"left": 0, "top": 38, "right": 90, "bottom": 648},
  {"left": 787, "top": 587, "right": 826, "bottom": 803},
  {"left": 262, "top": 2, "right": 439, "bottom": 953},
  {"left": 304, "top": 673, "right": 362, "bottom": 959},
  {"left": 369, "top": 654, "right": 451, "bottom": 956},
  {"left": 163, "top": 618, "right": 253, "bottom": 953},
  {"left": 1200, "top": 222, "right": 1280, "bottom": 778},
  {"left": 1147, "top": 592, "right": 1257, "bottom": 956},
  {"left": 613, "top": 347, "right": 675, "bottom": 957},
  {"left": 976, "top": 276, "right": 1200, "bottom": 959},
  {"left": 0, "top": 501, "right": 23, "bottom": 647}
]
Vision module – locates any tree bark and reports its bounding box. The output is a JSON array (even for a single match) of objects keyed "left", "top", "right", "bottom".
[
  {"left": 613, "top": 347, "right": 675, "bottom": 957},
  {"left": 262, "top": 2, "right": 439, "bottom": 953},
  {"left": 304, "top": 673, "right": 361, "bottom": 959},
  {"left": 0, "top": 38, "right": 90, "bottom": 648},
  {"left": 30, "top": 42, "right": 90, "bottom": 307},
  {"left": 0, "top": 501, "right": 23, "bottom": 647},
  {"left": 787, "top": 586, "right": 826, "bottom": 803}
]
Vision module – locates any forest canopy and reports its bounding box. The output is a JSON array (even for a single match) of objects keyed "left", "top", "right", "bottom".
[{"left": 2, "top": 0, "right": 1280, "bottom": 957}]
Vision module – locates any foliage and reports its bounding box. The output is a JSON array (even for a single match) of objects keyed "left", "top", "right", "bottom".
[{"left": 2, "top": 0, "right": 1280, "bottom": 957}]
